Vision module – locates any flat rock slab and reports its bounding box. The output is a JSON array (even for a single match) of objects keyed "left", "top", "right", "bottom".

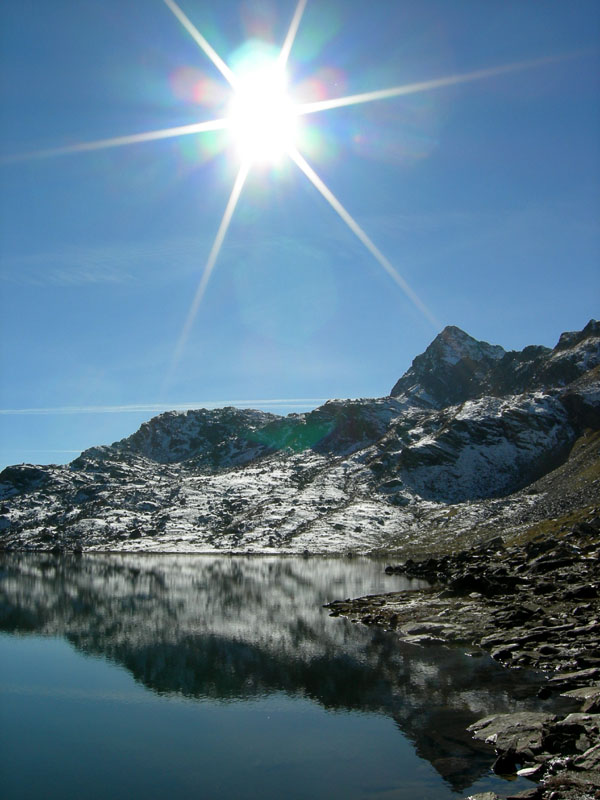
[
  {"left": 465, "top": 793, "right": 500, "bottom": 800},
  {"left": 468, "top": 712, "right": 557, "bottom": 754},
  {"left": 574, "top": 742, "right": 600, "bottom": 772},
  {"left": 549, "top": 669, "right": 600, "bottom": 690},
  {"left": 562, "top": 687, "right": 600, "bottom": 701},
  {"left": 560, "top": 713, "right": 600, "bottom": 730},
  {"left": 562, "top": 687, "right": 600, "bottom": 714}
]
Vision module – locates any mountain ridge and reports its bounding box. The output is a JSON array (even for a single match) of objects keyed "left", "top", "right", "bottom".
[
  {"left": 390, "top": 318, "right": 600, "bottom": 408},
  {"left": 1, "top": 319, "right": 598, "bottom": 555}
]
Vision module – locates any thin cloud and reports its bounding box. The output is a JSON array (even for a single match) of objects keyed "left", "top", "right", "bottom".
[
  {"left": 0, "top": 237, "right": 208, "bottom": 287},
  {"left": 0, "top": 399, "right": 328, "bottom": 416},
  {"left": 0, "top": 449, "right": 82, "bottom": 454}
]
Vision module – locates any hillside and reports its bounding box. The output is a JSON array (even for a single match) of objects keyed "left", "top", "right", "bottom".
[{"left": 1, "top": 320, "right": 598, "bottom": 554}]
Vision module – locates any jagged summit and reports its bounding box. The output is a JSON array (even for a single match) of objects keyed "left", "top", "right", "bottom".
[
  {"left": 390, "top": 319, "right": 599, "bottom": 409},
  {"left": 0, "top": 319, "right": 598, "bottom": 554},
  {"left": 555, "top": 318, "right": 600, "bottom": 352},
  {"left": 426, "top": 325, "right": 505, "bottom": 368},
  {"left": 390, "top": 325, "right": 506, "bottom": 408}
]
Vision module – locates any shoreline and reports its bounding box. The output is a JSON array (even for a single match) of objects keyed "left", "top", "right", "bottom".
[{"left": 325, "top": 519, "right": 600, "bottom": 800}]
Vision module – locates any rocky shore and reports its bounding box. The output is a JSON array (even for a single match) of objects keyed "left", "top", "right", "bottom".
[{"left": 325, "top": 519, "right": 600, "bottom": 799}]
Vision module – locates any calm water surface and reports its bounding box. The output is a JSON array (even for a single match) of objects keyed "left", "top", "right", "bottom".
[{"left": 0, "top": 554, "right": 555, "bottom": 799}]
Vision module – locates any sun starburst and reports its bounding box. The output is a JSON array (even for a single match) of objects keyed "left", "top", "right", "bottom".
[
  {"left": 160, "top": 0, "right": 445, "bottom": 372},
  {"left": 2, "top": 0, "right": 577, "bottom": 377}
]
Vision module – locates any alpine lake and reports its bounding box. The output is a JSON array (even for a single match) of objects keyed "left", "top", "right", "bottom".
[{"left": 0, "top": 553, "right": 560, "bottom": 799}]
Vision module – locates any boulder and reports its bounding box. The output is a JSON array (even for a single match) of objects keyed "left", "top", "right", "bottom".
[
  {"left": 573, "top": 742, "right": 600, "bottom": 772},
  {"left": 468, "top": 712, "right": 556, "bottom": 755}
]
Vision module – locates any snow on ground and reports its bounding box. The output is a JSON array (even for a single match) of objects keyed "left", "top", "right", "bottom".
[{"left": 2, "top": 321, "right": 597, "bottom": 555}]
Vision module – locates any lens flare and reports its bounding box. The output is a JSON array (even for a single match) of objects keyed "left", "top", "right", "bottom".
[{"left": 2, "top": 0, "right": 580, "bottom": 381}]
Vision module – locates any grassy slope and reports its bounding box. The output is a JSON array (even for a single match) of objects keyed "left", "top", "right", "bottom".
[{"left": 506, "top": 428, "right": 600, "bottom": 546}]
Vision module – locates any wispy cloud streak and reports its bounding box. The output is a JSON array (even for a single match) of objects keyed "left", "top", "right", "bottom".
[
  {"left": 289, "top": 148, "right": 439, "bottom": 327},
  {"left": 162, "top": 0, "right": 237, "bottom": 87},
  {"left": 0, "top": 449, "right": 82, "bottom": 454},
  {"left": 2, "top": 119, "right": 229, "bottom": 164},
  {"left": 0, "top": 400, "right": 327, "bottom": 416},
  {"left": 0, "top": 237, "right": 219, "bottom": 287}
]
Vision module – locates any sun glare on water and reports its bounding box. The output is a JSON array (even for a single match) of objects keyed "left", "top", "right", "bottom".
[{"left": 228, "top": 62, "right": 298, "bottom": 164}]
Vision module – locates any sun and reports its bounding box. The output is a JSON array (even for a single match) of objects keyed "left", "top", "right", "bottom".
[
  {"left": 227, "top": 59, "right": 298, "bottom": 165},
  {"left": 8, "top": 0, "right": 554, "bottom": 376}
]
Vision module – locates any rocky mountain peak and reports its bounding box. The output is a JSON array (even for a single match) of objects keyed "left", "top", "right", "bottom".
[
  {"left": 390, "top": 326, "right": 506, "bottom": 408},
  {"left": 554, "top": 319, "right": 600, "bottom": 353},
  {"left": 430, "top": 325, "right": 505, "bottom": 367},
  {"left": 555, "top": 318, "right": 599, "bottom": 352},
  {"left": 390, "top": 320, "right": 600, "bottom": 409},
  {"left": 0, "top": 318, "right": 598, "bottom": 556}
]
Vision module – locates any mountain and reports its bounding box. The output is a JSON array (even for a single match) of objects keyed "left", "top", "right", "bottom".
[
  {"left": 1, "top": 320, "right": 598, "bottom": 555},
  {"left": 390, "top": 318, "right": 600, "bottom": 408},
  {"left": 390, "top": 325, "right": 507, "bottom": 407}
]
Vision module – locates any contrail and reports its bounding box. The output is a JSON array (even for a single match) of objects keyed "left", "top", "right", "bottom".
[
  {"left": 0, "top": 399, "right": 328, "bottom": 415},
  {"left": 289, "top": 148, "right": 440, "bottom": 328}
]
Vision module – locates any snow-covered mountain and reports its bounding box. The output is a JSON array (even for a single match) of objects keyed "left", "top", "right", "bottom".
[{"left": 1, "top": 320, "right": 598, "bottom": 554}]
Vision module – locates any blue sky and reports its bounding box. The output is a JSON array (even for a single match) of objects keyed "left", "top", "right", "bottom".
[{"left": 1, "top": 0, "right": 599, "bottom": 469}]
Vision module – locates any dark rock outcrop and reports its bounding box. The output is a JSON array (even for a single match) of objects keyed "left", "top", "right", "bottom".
[{"left": 391, "top": 319, "right": 600, "bottom": 411}]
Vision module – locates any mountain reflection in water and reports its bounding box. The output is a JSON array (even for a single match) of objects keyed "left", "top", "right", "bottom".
[{"left": 0, "top": 553, "right": 552, "bottom": 793}]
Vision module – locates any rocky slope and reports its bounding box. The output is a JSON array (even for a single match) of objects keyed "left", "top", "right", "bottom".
[
  {"left": 326, "top": 515, "right": 600, "bottom": 798},
  {"left": 390, "top": 319, "right": 600, "bottom": 408},
  {"left": 1, "top": 320, "right": 598, "bottom": 554}
]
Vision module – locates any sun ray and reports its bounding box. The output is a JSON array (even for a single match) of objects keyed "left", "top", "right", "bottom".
[
  {"left": 296, "top": 54, "right": 577, "bottom": 116},
  {"left": 289, "top": 147, "right": 440, "bottom": 328},
  {"left": 167, "top": 161, "right": 250, "bottom": 381},
  {"left": 278, "top": 0, "right": 308, "bottom": 68},
  {"left": 2, "top": 118, "right": 229, "bottom": 164},
  {"left": 162, "top": 0, "right": 238, "bottom": 88},
  {"left": 5, "top": 4, "right": 581, "bottom": 366}
]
